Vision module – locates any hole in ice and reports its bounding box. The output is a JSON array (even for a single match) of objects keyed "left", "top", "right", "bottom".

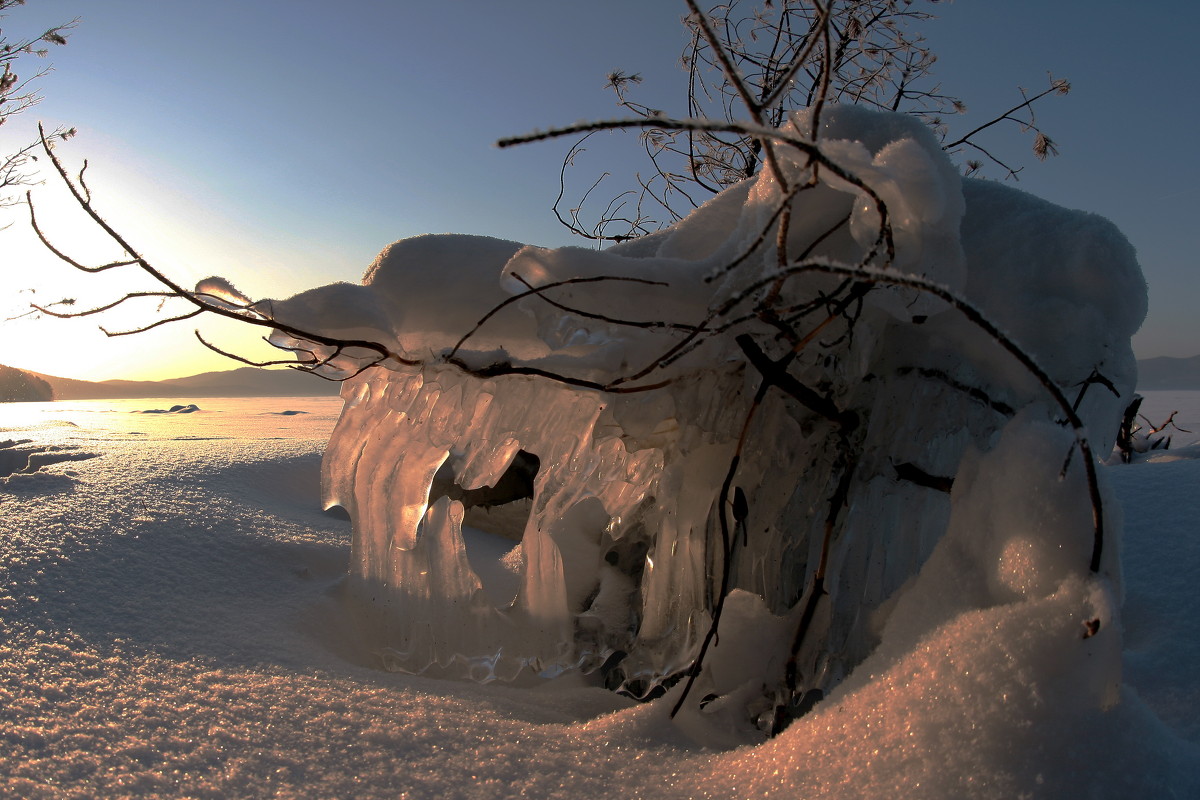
[
  {"left": 323, "top": 504, "right": 352, "bottom": 521},
  {"left": 463, "top": 525, "right": 523, "bottom": 609},
  {"left": 433, "top": 449, "right": 541, "bottom": 609},
  {"left": 430, "top": 449, "right": 540, "bottom": 542}
]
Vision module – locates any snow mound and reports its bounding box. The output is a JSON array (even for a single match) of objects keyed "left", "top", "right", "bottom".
[
  {"left": 0, "top": 438, "right": 100, "bottom": 485},
  {"left": 136, "top": 404, "right": 201, "bottom": 414},
  {"left": 265, "top": 107, "right": 1145, "bottom": 737}
]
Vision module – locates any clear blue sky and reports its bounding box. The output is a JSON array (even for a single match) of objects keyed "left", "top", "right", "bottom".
[{"left": 0, "top": 0, "right": 1195, "bottom": 381}]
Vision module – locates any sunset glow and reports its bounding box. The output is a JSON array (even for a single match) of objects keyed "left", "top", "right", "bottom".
[{"left": 1, "top": 0, "right": 1196, "bottom": 383}]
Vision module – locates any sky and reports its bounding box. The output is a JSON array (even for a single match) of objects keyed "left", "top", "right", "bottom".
[{"left": 0, "top": 0, "right": 1196, "bottom": 382}]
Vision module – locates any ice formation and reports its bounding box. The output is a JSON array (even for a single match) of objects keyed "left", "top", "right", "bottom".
[{"left": 268, "top": 106, "right": 1146, "bottom": 729}]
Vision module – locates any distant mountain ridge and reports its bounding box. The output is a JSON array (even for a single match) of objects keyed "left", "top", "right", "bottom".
[
  {"left": 5, "top": 356, "right": 1197, "bottom": 401},
  {"left": 1136, "top": 356, "right": 1200, "bottom": 391},
  {"left": 0, "top": 365, "right": 53, "bottom": 402},
  {"left": 15, "top": 366, "right": 342, "bottom": 400}
]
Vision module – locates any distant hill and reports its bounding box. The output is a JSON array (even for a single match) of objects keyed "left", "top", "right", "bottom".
[
  {"left": 18, "top": 366, "right": 343, "bottom": 401},
  {"left": 0, "top": 365, "right": 54, "bottom": 402},
  {"left": 9, "top": 356, "right": 1196, "bottom": 401},
  {"left": 1136, "top": 356, "right": 1200, "bottom": 391}
]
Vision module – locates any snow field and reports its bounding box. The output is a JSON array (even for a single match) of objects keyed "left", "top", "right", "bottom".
[{"left": 1, "top": 397, "right": 1198, "bottom": 797}]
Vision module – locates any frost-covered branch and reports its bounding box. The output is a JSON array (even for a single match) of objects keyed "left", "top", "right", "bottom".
[
  {"left": 0, "top": 3, "right": 76, "bottom": 208},
  {"left": 557, "top": 1, "right": 1071, "bottom": 242},
  {"left": 25, "top": 125, "right": 426, "bottom": 375},
  {"left": 556, "top": 1, "right": 953, "bottom": 241},
  {"left": 944, "top": 74, "right": 1071, "bottom": 179}
]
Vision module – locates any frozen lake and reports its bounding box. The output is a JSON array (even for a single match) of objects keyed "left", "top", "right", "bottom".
[
  {"left": 3, "top": 389, "right": 1195, "bottom": 452},
  {"left": 0, "top": 395, "right": 345, "bottom": 444}
]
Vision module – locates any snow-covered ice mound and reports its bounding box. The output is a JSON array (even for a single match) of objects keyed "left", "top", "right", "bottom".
[
  {"left": 135, "top": 403, "right": 201, "bottom": 414},
  {"left": 264, "top": 107, "right": 1146, "bottom": 742}
]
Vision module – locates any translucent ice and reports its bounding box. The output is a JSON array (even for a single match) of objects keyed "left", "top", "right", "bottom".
[{"left": 194, "top": 276, "right": 254, "bottom": 311}]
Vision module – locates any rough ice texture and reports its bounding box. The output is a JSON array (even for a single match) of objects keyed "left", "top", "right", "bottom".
[{"left": 269, "top": 107, "right": 1147, "bottom": 730}]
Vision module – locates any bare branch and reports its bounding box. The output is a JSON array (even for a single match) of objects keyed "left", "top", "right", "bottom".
[
  {"left": 447, "top": 274, "right": 673, "bottom": 359},
  {"left": 101, "top": 308, "right": 204, "bottom": 337},
  {"left": 27, "top": 291, "right": 179, "bottom": 318},
  {"left": 943, "top": 75, "right": 1070, "bottom": 153}
]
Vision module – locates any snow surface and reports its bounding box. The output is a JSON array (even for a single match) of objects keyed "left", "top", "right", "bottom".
[{"left": 1, "top": 395, "right": 1198, "bottom": 798}]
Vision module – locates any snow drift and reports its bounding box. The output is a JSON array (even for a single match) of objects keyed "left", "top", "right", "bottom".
[{"left": 266, "top": 106, "right": 1146, "bottom": 740}]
